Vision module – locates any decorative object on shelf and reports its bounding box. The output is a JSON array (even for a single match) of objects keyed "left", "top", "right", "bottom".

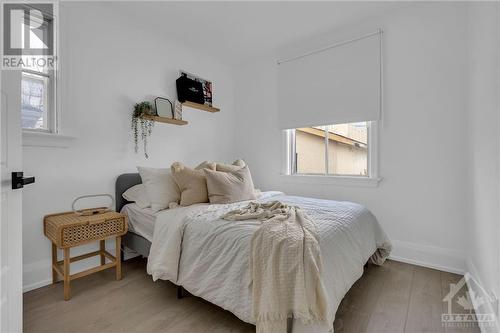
[
  {"left": 177, "top": 70, "right": 213, "bottom": 107},
  {"left": 174, "top": 100, "right": 183, "bottom": 120},
  {"left": 131, "top": 101, "right": 154, "bottom": 159},
  {"left": 155, "top": 97, "right": 174, "bottom": 119},
  {"left": 200, "top": 78, "right": 213, "bottom": 107},
  {"left": 176, "top": 72, "right": 204, "bottom": 104}
]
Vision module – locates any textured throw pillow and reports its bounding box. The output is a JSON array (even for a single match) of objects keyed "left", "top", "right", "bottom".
[
  {"left": 215, "top": 159, "right": 246, "bottom": 172},
  {"left": 204, "top": 166, "right": 257, "bottom": 204},
  {"left": 214, "top": 160, "right": 261, "bottom": 197},
  {"left": 137, "top": 167, "right": 180, "bottom": 212},
  {"left": 171, "top": 162, "right": 215, "bottom": 206},
  {"left": 195, "top": 161, "right": 217, "bottom": 171},
  {"left": 122, "top": 184, "right": 150, "bottom": 209}
]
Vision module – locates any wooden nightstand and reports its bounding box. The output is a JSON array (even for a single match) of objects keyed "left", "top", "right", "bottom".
[{"left": 43, "top": 211, "right": 128, "bottom": 300}]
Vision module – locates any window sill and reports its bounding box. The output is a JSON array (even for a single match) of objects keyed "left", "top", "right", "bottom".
[
  {"left": 22, "top": 131, "right": 75, "bottom": 148},
  {"left": 280, "top": 174, "right": 382, "bottom": 188}
]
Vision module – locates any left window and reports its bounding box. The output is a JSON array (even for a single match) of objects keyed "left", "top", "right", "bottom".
[{"left": 21, "top": 10, "right": 56, "bottom": 132}]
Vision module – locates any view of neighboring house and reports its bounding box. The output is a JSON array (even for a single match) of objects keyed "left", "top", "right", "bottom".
[{"left": 296, "top": 123, "right": 368, "bottom": 176}]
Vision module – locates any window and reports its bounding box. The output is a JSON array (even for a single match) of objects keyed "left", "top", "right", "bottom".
[
  {"left": 21, "top": 10, "right": 56, "bottom": 132},
  {"left": 287, "top": 121, "right": 376, "bottom": 178}
]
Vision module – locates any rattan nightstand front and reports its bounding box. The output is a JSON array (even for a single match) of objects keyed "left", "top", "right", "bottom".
[{"left": 44, "top": 210, "right": 128, "bottom": 300}]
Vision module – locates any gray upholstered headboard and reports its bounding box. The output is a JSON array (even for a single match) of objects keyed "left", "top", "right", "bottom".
[{"left": 115, "top": 173, "right": 142, "bottom": 212}]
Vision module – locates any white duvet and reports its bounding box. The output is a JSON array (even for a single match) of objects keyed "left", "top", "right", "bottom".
[{"left": 147, "top": 191, "right": 391, "bottom": 331}]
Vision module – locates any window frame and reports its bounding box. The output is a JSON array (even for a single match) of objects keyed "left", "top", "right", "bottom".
[
  {"left": 20, "top": 7, "right": 58, "bottom": 134},
  {"left": 282, "top": 121, "right": 380, "bottom": 186}
]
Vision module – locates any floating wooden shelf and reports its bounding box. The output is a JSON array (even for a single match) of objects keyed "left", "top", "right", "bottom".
[
  {"left": 182, "top": 101, "right": 220, "bottom": 113},
  {"left": 140, "top": 101, "right": 219, "bottom": 126},
  {"left": 142, "top": 115, "right": 188, "bottom": 126}
]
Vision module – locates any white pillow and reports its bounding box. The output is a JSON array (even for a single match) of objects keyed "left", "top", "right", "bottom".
[
  {"left": 137, "top": 167, "right": 180, "bottom": 212},
  {"left": 122, "top": 184, "right": 150, "bottom": 209}
]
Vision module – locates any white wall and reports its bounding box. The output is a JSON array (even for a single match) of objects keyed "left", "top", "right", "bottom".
[
  {"left": 466, "top": 3, "right": 500, "bottom": 330},
  {"left": 233, "top": 3, "right": 470, "bottom": 273},
  {"left": 22, "top": 2, "right": 236, "bottom": 291}
]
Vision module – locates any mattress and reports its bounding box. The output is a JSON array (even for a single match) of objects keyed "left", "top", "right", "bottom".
[
  {"left": 120, "top": 203, "right": 157, "bottom": 242},
  {"left": 146, "top": 193, "right": 391, "bottom": 330}
]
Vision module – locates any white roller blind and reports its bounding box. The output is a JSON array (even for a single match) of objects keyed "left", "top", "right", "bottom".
[{"left": 277, "top": 32, "right": 381, "bottom": 129}]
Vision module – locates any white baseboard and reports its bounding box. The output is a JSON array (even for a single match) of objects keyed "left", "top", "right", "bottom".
[
  {"left": 389, "top": 239, "right": 466, "bottom": 274},
  {"left": 23, "top": 258, "right": 52, "bottom": 293},
  {"left": 24, "top": 278, "right": 52, "bottom": 293},
  {"left": 465, "top": 257, "right": 499, "bottom": 333}
]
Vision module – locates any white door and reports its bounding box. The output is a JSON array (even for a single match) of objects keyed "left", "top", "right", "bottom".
[{"left": 1, "top": 69, "right": 23, "bottom": 332}]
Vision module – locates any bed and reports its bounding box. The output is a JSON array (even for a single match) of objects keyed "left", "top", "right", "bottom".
[{"left": 116, "top": 173, "right": 391, "bottom": 333}]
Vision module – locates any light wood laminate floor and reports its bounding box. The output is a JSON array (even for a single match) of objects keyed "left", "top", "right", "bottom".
[{"left": 24, "top": 258, "right": 480, "bottom": 333}]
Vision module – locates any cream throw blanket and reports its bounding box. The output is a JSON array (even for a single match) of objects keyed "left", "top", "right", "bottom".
[{"left": 223, "top": 201, "right": 330, "bottom": 333}]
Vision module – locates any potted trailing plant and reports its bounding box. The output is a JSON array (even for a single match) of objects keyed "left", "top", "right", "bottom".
[{"left": 131, "top": 101, "right": 154, "bottom": 158}]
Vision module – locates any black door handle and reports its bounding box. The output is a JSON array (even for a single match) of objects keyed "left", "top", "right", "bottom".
[{"left": 12, "top": 172, "right": 35, "bottom": 189}]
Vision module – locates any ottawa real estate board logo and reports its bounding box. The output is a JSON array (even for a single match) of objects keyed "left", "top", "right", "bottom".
[
  {"left": 2, "top": 2, "right": 56, "bottom": 70},
  {"left": 442, "top": 273, "right": 497, "bottom": 329}
]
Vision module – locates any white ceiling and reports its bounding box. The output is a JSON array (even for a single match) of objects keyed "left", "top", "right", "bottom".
[{"left": 115, "top": 1, "right": 407, "bottom": 65}]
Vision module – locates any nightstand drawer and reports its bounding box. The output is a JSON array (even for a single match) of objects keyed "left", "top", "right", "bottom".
[{"left": 44, "top": 211, "right": 127, "bottom": 248}]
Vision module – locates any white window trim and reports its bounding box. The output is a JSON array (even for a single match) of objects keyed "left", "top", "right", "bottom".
[{"left": 281, "top": 121, "right": 381, "bottom": 187}]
